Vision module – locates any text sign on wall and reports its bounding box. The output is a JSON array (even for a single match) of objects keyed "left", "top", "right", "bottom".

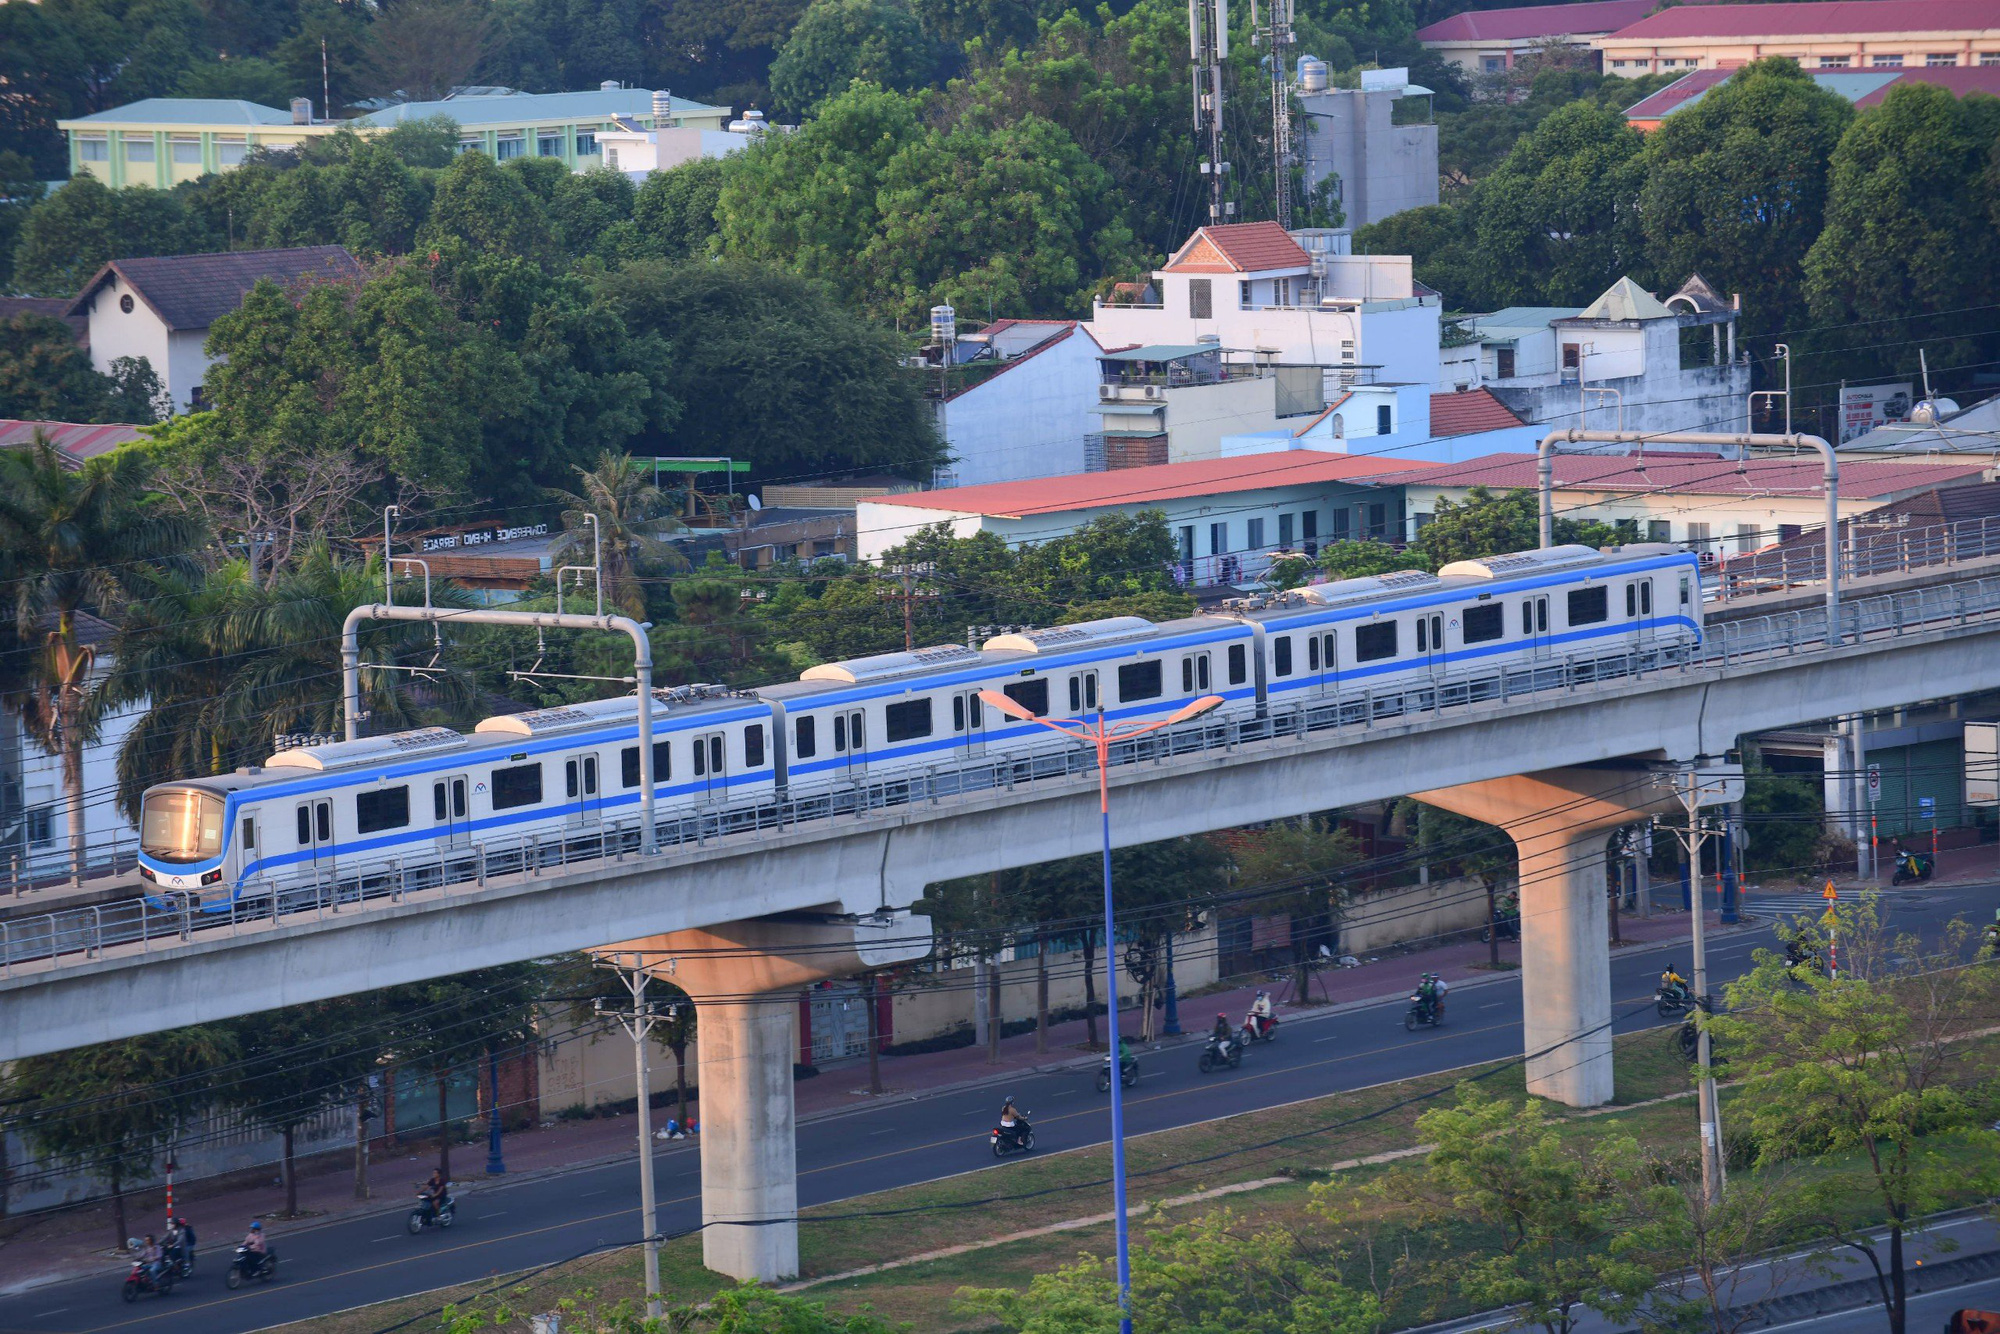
[{"left": 419, "top": 523, "right": 550, "bottom": 553}]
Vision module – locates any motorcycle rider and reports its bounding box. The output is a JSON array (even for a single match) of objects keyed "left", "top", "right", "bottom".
[
  {"left": 1660, "top": 964, "right": 1689, "bottom": 1004},
  {"left": 1248, "top": 990, "right": 1274, "bottom": 1038},
  {"left": 242, "top": 1220, "right": 271, "bottom": 1276},
  {"left": 162, "top": 1217, "right": 186, "bottom": 1274},
  {"left": 1209, "top": 1011, "right": 1234, "bottom": 1057},
  {"left": 138, "top": 1234, "right": 163, "bottom": 1283},
  {"left": 1415, "top": 972, "right": 1446, "bottom": 1022},
  {"left": 998, "top": 1095, "right": 1030, "bottom": 1146},
  {"left": 420, "top": 1168, "right": 449, "bottom": 1221}
]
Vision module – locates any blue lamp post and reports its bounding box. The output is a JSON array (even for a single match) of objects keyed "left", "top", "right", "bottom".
[{"left": 979, "top": 689, "right": 1224, "bottom": 1334}]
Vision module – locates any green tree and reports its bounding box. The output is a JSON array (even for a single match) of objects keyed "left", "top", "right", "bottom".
[
  {"left": 1803, "top": 84, "right": 2000, "bottom": 380},
  {"left": 0, "top": 149, "right": 44, "bottom": 289},
  {"left": 380, "top": 964, "right": 545, "bottom": 1180},
  {"left": 1233, "top": 815, "right": 1359, "bottom": 1000},
  {"left": 1638, "top": 59, "right": 1853, "bottom": 338},
  {"left": 1315, "top": 538, "right": 1431, "bottom": 581},
  {"left": 631, "top": 156, "right": 726, "bottom": 261},
  {"left": 12, "top": 174, "right": 213, "bottom": 296},
  {"left": 223, "top": 998, "right": 380, "bottom": 1217},
  {"left": 2, "top": 1028, "right": 237, "bottom": 1248},
  {"left": 769, "top": 0, "right": 938, "bottom": 119},
  {"left": 0, "top": 439, "right": 200, "bottom": 873},
  {"left": 175, "top": 55, "right": 294, "bottom": 105},
  {"left": 1396, "top": 799, "right": 1517, "bottom": 965},
  {"left": 544, "top": 451, "right": 690, "bottom": 617},
  {"left": 0, "top": 316, "right": 120, "bottom": 423},
  {"left": 1711, "top": 900, "right": 2000, "bottom": 1334},
  {"left": 1413, "top": 487, "right": 1618, "bottom": 567},
  {"left": 417, "top": 149, "right": 558, "bottom": 260}
]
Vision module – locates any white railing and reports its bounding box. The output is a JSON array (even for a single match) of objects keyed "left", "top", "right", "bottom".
[{"left": 8, "top": 571, "right": 2000, "bottom": 977}]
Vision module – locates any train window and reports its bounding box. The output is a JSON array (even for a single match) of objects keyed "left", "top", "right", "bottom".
[
  {"left": 693, "top": 735, "right": 725, "bottom": 774},
  {"left": 565, "top": 757, "right": 599, "bottom": 798},
  {"left": 834, "top": 714, "right": 847, "bottom": 751},
  {"left": 1463, "top": 604, "right": 1504, "bottom": 644},
  {"left": 885, "top": 700, "right": 933, "bottom": 743},
  {"left": 566, "top": 760, "right": 579, "bottom": 798},
  {"left": 796, "top": 716, "right": 817, "bottom": 758},
  {"left": 1123, "top": 660, "right": 1164, "bottom": 701},
  {"left": 1355, "top": 622, "right": 1398, "bottom": 662},
  {"left": 1004, "top": 678, "right": 1050, "bottom": 717},
  {"left": 1068, "top": 673, "right": 1098, "bottom": 711},
  {"left": 1273, "top": 636, "right": 1293, "bottom": 677},
  {"left": 1640, "top": 583, "right": 1652, "bottom": 615},
  {"left": 297, "top": 806, "right": 310, "bottom": 844},
  {"left": 1196, "top": 655, "right": 1211, "bottom": 689},
  {"left": 1321, "top": 633, "right": 1335, "bottom": 670},
  {"left": 745, "top": 724, "right": 766, "bottom": 767},
  {"left": 492, "top": 763, "right": 543, "bottom": 810},
  {"left": 1228, "top": 643, "right": 1247, "bottom": 685},
  {"left": 1308, "top": 636, "right": 1320, "bottom": 671},
  {"left": 434, "top": 783, "right": 447, "bottom": 819},
  {"left": 1416, "top": 619, "right": 1428, "bottom": 653},
  {"left": 621, "top": 742, "right": 672, "bottom": 787},
  {"left": 1522, "top": 603, "right": 1532, "bottom": 634},
  {"left": 1626, "top": 584, "right": 1638, "bottom": 617},
  {"left": 968, "top": 694, "right": 982, "bottom": 727},
  {"left": 241, "top": 816, "right": 256, "bottom": 851},
  {"left": 1679, "top": 576, "right": 1691, "bottom": 607},
  {"left": 356, "top": 786, "right": 409, "bottom": 834},
  {"left": 317, "top": 802, "right": 331, "bottom": 842},
  {"left": 711, "top": 735, "right": 726, "bottom": 770},
  {"left": 953, "top": 696, "right": 965, "bottom": 731},
  {"left": 1567, "top": 586, "right": 1609, "bottom": 625}
]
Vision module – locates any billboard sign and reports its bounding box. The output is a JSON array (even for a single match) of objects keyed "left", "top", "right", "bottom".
[{"left": 1839, "top": 383, "right": 1913, "bottom": 443}]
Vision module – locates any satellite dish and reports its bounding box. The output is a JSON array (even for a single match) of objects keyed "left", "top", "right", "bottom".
[{"left": 746, "top": 494, "right": 763, "bottom": 511}]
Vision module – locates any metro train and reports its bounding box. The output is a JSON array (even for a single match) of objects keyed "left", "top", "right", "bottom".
[{"left": 137, "top": 543, "right": 1702, "bottom": 908}]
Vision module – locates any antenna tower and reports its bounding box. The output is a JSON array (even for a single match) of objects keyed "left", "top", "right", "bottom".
[
  {"left": 1189, "top": 0, "right": 1233, "bottom": 223},
  {"left": 1252, "top": 0, "right": 1295, "bottom": 227}
]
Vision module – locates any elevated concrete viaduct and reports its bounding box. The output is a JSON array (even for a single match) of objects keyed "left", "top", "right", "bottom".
[{"left": 5, "top": 576, "right": 2000, "bottom": 1281}]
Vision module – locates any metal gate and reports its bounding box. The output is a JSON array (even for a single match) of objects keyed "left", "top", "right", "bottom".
[{"left": 809, "top": 983, "right": 873, "bottom": 1064}]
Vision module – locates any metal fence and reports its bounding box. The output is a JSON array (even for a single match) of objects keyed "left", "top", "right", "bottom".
[
  {"left": 8, "top": 570, "right": 2000, "bottom": 977},
  {"left": 1711, "top": 514, "right": 2000, "bottom": 602}
]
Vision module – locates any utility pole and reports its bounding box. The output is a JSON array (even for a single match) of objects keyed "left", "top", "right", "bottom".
[
  {"left": 1190, "top": 0, "right": 1232, "bottom": 223},
  {"left": 596, "top": 957, "right": 663, "bottom": 1320},
  {"left": 886, "top": 563, "right": 934, "bottom": 651},
  {"left": 1675, "top": 765, "right": 1727, "bottom": 1206},
  {"left": 1251, "top": 0, "right": 1294, "bottom": 227}
]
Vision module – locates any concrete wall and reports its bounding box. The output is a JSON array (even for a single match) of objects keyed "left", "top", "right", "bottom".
[
  {"left": 1340, "top": 874, "right": 1493, "bottom": 952},
  {"left": 1487, "top": 324, "right": 1751, "bottom": 437},
  {"left": 938, "top": 331, "right": 1101, "bottom": 488},
  {"left": 1167, "top": 376, "right": 1284, "bottom": 463},
  {"left": 1297, "top": 89, "right": 1440, "bottom": 229},
  {"left": 855, "top": 503, "right": 986, "bottom": 562}
]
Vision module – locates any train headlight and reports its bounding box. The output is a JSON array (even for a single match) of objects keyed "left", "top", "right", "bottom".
[
  {"left": 139, "top": 864, "right": 156, "bottom": 882},
  {"left": 201, "top": 869, "right": 224, "bottom": 886}
]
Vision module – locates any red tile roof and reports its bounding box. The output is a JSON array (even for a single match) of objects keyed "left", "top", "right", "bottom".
[
  {"left": 1403, "top": 451, "right": 1991, "bottom": 499},
  {"left": 1417, "top": 0, "right": 1654, "bottom": 44},
  {"left": 1624, "top": 69, "right": 1731, "bottom": 123},
  {"left": 1605, "top": 0, "right": 2000, "bottom": 41},
  {"left": 1164, "top": 223, "right": 1312, "bottom": 275},
  {"left": 1429, "top": 389, "right": 1527, "bottom": 437},
  {"left": 0, "top": 419, "right": 150, "bottom": 468},
  {"left": 864, "top": 452, "right": 1440, "bottom": 519},
  {"left": 1855, "top": 65, "right": 2000, "bottom": 105}
]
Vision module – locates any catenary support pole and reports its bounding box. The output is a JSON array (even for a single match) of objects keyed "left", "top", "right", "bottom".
[
  {"left": 342, "top": 605, "right": 657, "bottom": 853},
  {"left": 1537, "top": 430, "right": 1840, "bottom": 639},
  {"left": 1680, "top": 765, "right": 1726, "bottom": 1206}
]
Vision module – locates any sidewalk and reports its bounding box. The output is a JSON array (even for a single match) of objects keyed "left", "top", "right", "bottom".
[{"left": 0, "top": 907, "right": 1730, "bottom": 1292}]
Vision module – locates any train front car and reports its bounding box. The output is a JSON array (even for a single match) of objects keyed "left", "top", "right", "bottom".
[{"left": 137, "top": 780, "right": 235, "bottom": 904}]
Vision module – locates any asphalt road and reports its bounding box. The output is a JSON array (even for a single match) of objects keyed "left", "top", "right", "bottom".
[{"left": 2, "top": 883, "right": 1991, "bottom": 1334}]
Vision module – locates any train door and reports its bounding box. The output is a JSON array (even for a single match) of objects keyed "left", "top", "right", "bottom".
[
  {"left": 691, "top": 731, "right": 728, "bottom": 799},
  {"left": 1180, "top": 652, "right": 1212, "bottom": 700},
  {"left": 1522, "top": 595, "right": 1552, "bottom": 658},
  {"left": 952, "top": 691, "right": 985, "bottom": 759},
  {"left": 432, "top": 775, "right": 470, "bottom": 849},
  {"left": 1068, "top": 670, "right": 1101, "bottom": 717},
  {"left": 294, "top": 797, "right": 334, "bottom": 881},
  {"left": 1415, "top": 610, "right": 1447, "bottom": 676},
  {"left": 564, "top": 753, "right": 602, "bottom": 824},
  {"left": 1304, "top": 631, "right": 1337, "bottom": 694}
]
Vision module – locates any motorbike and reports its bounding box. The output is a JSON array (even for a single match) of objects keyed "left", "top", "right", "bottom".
[
  {"left": 164, "top": 1241, "right": 195, "bottom": 1281},
  {"left": 120, "top": 1259, "right": 175, "bottom": 1302},
  {"left": 1983, "top": 924, "right": 2000, "bottom": 958},
  {"left": 1892, "top": 847, "right": 1935, "bottom": 885},
  {"left": 1197, "top": 1035, "right": 1242, "bottom": 1074},
  {"left": 409, "top": 1187, "right": 457, "bottom": 1233},
  {"left": 224, "top": 1245, "right": 277, "bottom": 1289},
  {"left": 990, "top": 1119, "right": 1035, "bottom": 1156},
  {"left": 1238, "top": 1013, "right": 1279, "bottom": 1047},
  {"left": 1784, "top": 945, "right": 1827, "bottom": 983},
  {"left": 1404, "top": 992, "right": 1444, "bottom": 1031},
  {"left": 1655, "top": 980, "right": 1692, "bottom": 1017},
  {"left": 1480, "top": 905, "right": 1521, "bottom": 943},
  {"left": 1095, "top": 1054, "right": 1139, "bottom": 1092}
]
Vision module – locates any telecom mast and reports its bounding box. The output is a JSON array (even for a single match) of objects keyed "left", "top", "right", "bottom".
[
  {"left": 1252, "top": 0, "right": 1295, "bottom": 227},
  {"left": 1189, "top": 0, "right": 1232, "bottom": 223}
]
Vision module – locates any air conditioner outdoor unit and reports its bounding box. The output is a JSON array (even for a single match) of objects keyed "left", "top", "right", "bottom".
[
  {"left": 1143, "top": 384, "right": 1166, "bottom": 400},
  {"left": 1098, "top": 383, "right": 1122, "bottom": 401}
]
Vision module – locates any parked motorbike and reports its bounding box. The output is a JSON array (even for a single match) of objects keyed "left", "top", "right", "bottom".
[
  {"left": 120, "top": 1258, "right": 175, "bottom": 1302},
  {"left": 224, "top": 1245, "right": 277, "bottom": 1289},
  {"left": 1238, "top": 1013, "right": 1280, "bottom": 1047},
  {"left": 1480, "top": 904, "right": 1521, "bottom": 943},
  {"left": 1197, "top": 1035, "right": 1242, "bottom": 1074},
  {"left": 1404, "top": 993, "right": 1444, "bottom": 1031},
  {"left": 990, "top": 1119, "right": 1035, "bottom": 1157},
  {"left": 409, "top": 1186, "right": 457, "bottom": 1234},
  {"left": 1892, "top": 847, "right": 1935, "bottom": 885},
  {"left": 1095, "top": 1054, "right": 1139, "bottom": 1092}
]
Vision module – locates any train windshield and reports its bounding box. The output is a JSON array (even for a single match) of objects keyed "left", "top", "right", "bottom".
[{"left": 141, "top": 789, "right": 225, "bottom": 863}]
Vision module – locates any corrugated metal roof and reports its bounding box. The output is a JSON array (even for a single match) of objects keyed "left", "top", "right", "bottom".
[
  {"left": 1606, "top": 0, "right": 2000, "bottom": 40},
  {"left": 1405, "top": 451, "right": 1992, "bottom": 499},
  {"left": 0, "top": 419, "right": 149, "bottom": 467},
  {"left": 351, "top": 88, "right": 722, "bottom": 128},
  {"left": 1417, "top": 0, "right": 1653, "bottom": 43},
  {"left": 63, "top": 98, "right": 294, "bottom": 126},
  {"left": 68, "top": 246, "right": 363, "bottom": 331},
  {"left": 1628, "top": 65, "right": 2000, "bottom": 126},
  {"left": 864, "top": 453, "right": 1438, "bottom": 520},
  {"left": 1099, "top": 344, "right": 1224, "bottom": 362}
]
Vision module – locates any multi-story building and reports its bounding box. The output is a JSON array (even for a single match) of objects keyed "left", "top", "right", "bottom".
[
  {"left": 1594, "top": 0, "right": 2000, "bottom": 76},
  {"left": 929, "top": 320, "right": 1109, "bottom": 487},
  {"left": 1295, "top": 68, "right": 1438, "bottom": 228},
  {"left": 1088, "top": 343, "right": 1328, "bottom": 469},
  {"left": 1624, "top": 63, "right": 2000, "bottom": 129},
  {"left": 1416, "top": 0, "right": 1655, "bottom": 75},
  {"left": 58, "top": 86, "right": 728, "bottom": 188}
]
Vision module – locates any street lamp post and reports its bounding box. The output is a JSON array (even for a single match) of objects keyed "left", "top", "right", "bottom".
[{"left": 977, "top": 689, "right": 1225, "bottom": 1334}]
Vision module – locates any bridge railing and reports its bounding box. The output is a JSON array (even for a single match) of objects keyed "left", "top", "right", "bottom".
[
  {"left": 8, "top": 570, "right": 2000, "bottom": 977},
  {"left": 1710, "top": 514, "right": 2000, "bottom": 601}
]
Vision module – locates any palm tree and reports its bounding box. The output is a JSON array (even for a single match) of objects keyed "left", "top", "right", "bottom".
[
  {"left": 0, "top": 437, "right": 199, "bottom": 875},
  {"left": 545, "top": 452, "right": 688, "bottom": 618}
]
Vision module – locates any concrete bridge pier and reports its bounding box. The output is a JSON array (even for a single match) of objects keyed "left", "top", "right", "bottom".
[
  {"left": 599, "top": 910, "right": 933, "bottom": 1282},
  {"left": 1414, "top": 765, "right": 1678, "bottom": 1108}
]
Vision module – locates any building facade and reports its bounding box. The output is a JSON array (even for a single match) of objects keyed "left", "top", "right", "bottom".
[
  {"left": 1089, "top": 344, "right": 1327, "bottom": 469},
  {"left": 1594, "top": 0, "right": 2000, "bottom": 76},
  {"left": 59, "top": 88, "right": 728, "bottom": 187},
  {"left": 932, "top": 321, "right": 1107, "bottom": 487},
  {"left": 1416, "top": 0, "right": 1655, "bottom": 74},
  {"left": 1295, "top": 70, "right": 1439, "bottom": 228}
]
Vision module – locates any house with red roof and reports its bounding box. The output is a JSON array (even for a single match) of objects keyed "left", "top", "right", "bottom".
[
  {"left": 1086, "top": 222, "right": 1442, "bottom": 400},
  {"left": 1595, "top": 0, "right": 2000, "bottom": 77},
  {"left": 1416, "top": 0, "right": 1655, "bottom": 75},
  {"left": 855, "top": 451, "right": 1441, "bottom": 586}
]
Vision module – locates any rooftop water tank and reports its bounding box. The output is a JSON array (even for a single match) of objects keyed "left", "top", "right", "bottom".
[
  {"left": 1297, "top": 56, "right": 1328, "bottom": 92},
  {"left": 651, "top": 89, "right": 673, "bottom": 123}
]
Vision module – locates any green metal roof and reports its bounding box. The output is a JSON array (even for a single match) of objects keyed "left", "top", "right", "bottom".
[
  {"left": 1100, "top": 344, "right": 1224, "bottom": 362},
  {"left": 64, "top": 98, "right": 295, "bottom": 126},
  {"left": 351, "top": 88, "right": 723, "bottom": 129}
]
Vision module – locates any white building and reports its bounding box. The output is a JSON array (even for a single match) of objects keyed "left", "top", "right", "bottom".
[
  {"left": 1086, "top": 222, "right": 1442, "bottom": 396},
  {"left": 67, "top": 246, "right": 364, "bottom": 412},
  {"left": 1225, "top": 386, "right": 1543, "bottom": 464},
  {"left": 1439, "top": 275, "right": 1749, "bottom": 440},
  {"left": 596, "top": 106, "right": 780, "bottom": 179},
  {"left": 931, "top": 320, "right": 1107, "bottom": 487},
  {"left": 1296, "top": 68, "right": 1439, "bottom": 228},
  {"left": 856, "top": 452, "right": 1436, "bottom": 587}
]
